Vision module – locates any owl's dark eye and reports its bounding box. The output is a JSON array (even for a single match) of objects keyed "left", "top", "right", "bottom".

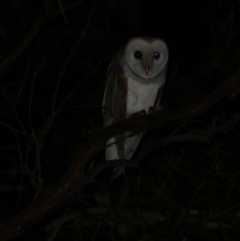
[
  {"left": 134, "top": 51, "right": 142, "bottom": 59},
  {"left": 153, "top": 52, "right": 160, "bottom": 59}
]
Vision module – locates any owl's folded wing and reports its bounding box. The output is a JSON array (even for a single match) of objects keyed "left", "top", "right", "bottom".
[{"left": 102, "top": 49, "right": 128, "bottom": 127}]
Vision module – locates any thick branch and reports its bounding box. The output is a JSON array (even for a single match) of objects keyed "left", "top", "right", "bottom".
[{"left": 0, "top": 68, "right": 240, "bottom": 240}]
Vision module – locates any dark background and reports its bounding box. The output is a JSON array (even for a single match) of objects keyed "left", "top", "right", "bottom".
[{"left": 0, "top": 0, "right": 240, "bottom": 240}]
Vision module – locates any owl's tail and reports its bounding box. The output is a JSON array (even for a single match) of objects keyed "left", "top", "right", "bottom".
[
  {"left": 105, "top": 133, "right": 143, "bottom": 180},
  {"left": 110, "top": 167, "right": 125, "bottom": 181}
]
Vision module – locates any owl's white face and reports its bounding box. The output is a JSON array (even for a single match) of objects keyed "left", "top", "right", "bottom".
[{"left": 125, "top": 37, "right": 168, "bottom": 79}]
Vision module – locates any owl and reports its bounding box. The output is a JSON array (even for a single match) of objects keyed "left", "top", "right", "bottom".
[{"left": 103, "top": 37, "right": 169, "bottom": 179}]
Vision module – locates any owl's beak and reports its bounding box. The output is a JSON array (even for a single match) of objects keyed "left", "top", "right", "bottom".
[
  {"left": 143, "top": 66, "right": 150, "bottom": 76},
  {"left": 144, "top": 66, "right": 149, "bottom": 74},
  {"left": 142, "top": 56, "right": 152, "bottom": 76}
]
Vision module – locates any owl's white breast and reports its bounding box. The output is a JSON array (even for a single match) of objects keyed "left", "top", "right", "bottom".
[{"left": 126, "top": 76, "right": 163, "bottom": 117}]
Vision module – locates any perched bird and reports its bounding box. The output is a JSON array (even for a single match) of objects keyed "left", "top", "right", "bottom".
[{"left": 102, "top": 37, "right": 169, "bottom": 178}]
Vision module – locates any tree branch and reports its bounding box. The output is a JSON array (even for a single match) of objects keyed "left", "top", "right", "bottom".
[{"left": 0, "top": 68, "right": 240, "bottom": 240}]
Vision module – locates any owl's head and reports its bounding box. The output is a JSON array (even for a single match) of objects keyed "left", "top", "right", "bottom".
[{"left": 124, "top": 37, "right": 168, "bottom": 79}]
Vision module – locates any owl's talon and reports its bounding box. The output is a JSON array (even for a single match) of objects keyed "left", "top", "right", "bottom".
[
  {"left": 148, "top": 107, "right": 154, "bottom": 114},
  {"left": 129, "top": 110, "right": 146, "bottom": 118},
  {"left": 155, "top": 105, "right": 163, "bottom": 112},
  {"left": 138, "top": 110, "right": 147, "bottom": 116},
  {"left": 148, "top": 105, "right": 163, "bottom": 114}
]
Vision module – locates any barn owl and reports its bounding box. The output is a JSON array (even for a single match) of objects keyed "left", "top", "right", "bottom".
[{"left": 103, "top": 37, "right": 168, "bottom": 179}]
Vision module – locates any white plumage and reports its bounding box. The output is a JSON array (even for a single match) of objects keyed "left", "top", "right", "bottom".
[{"left": 103, "top": 37, "right": 169, "bottom": 178}]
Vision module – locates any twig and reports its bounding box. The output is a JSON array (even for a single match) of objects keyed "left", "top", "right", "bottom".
[
  {"left": 156, "top": 151, "right": 184, "bottom": 202},
  {"left": 52, "top": 0, "right": 97, "bottom": 113},
  {"left": 0, "top": 68, "right": 239, "bottom": 240},
  {"left": 15, "top": 59, "right": 30, "bottom": 106},
  {"left": 36, "top": 0, "right": 98, "bottom": 150},
  {"left": 165, "top": 150, "right": 220, "bottom": 240},
  {"left": 28, "top": 61, "right": 44, "bottom": 134},
  {"left": 55, "top": 61, "right": 101, "bottom": 113},
  {"left": 11, "top": 132, "right": 24, "bottom": 217},
  {"left": 0, "top": 89, "right": 27, "bottom": 133},
  {"left": 0, "top": 0, "right": 87, "bottom": 79},
  {"left": 47, "top": 213, "right": 70, "bottom": 241},
  {"left": 58, "top": 0, "right": 68, "bottom": 23},
  {"left": 0, "top": 121, "right": 30, "bottom": 136}
]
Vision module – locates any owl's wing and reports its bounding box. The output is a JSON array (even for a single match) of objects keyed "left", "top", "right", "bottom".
[
  {"left": 153, "top": 85, "right": 164, "bottom": 111},
  {"left": 103, "top": 48, "right": 127, "bottom": 127},
  {"left": 103, "top": 49, "right": 128, "bottom": 160},
  {"left": 152, "top": 67, "right": 167, "bottom": 111}
]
